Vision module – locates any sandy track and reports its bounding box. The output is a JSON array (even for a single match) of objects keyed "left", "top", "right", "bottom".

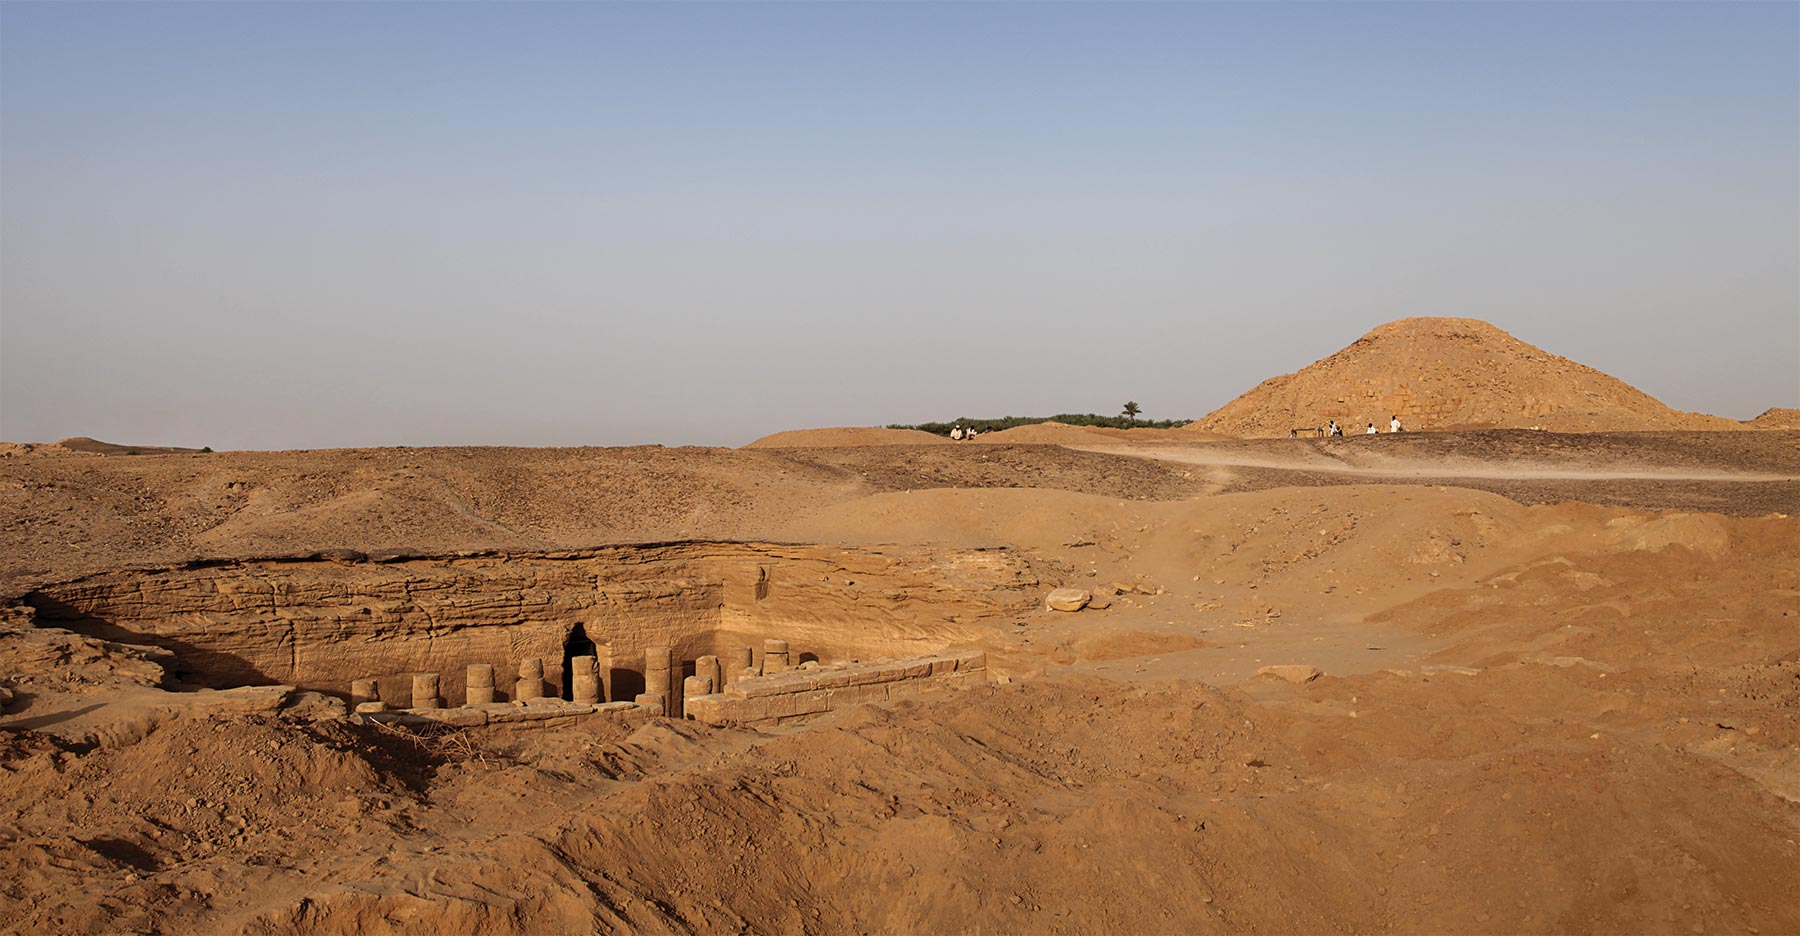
[
  {"left": 1053, "top": 430, "right": 1800, "bottom": 516},
  {"left": 1079, "top": 442, "right": 1800, "bottom": 482}
]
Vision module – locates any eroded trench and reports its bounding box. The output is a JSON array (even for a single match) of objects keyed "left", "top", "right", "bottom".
[{"left": 21, "top": 542, "right": 1044, "bottom": 709}]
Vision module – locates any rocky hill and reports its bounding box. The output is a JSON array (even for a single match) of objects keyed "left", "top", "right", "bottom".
[
  {"left": 1191, "top": 317, "right": 1742, "bottom": 437},
  {"left": 1748, "top": 408, "right": 1800, "bottom": 430},
  {"left": 0, "top": 438, "right": 210, "bottom": 457}
]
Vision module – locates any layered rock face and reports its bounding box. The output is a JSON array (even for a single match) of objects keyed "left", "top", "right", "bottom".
[
  {"left": 21, "top": 543, "right": 1040, "bottom": 707},
  {"left": 1191, "top": 317, "right": 1742, "bottom": 437}
]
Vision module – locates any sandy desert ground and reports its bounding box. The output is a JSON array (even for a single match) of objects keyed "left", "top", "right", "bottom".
[
  {"left": 3, "top": 319, "right": 1798, "bottom": 934},
  {"left": 0, "top": 425, "right": 1796, "bottom": 935}
]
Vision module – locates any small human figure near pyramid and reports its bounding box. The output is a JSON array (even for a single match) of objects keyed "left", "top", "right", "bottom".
[{"left": 1390, "top": 415, "right": 1404, "bottom": 433}]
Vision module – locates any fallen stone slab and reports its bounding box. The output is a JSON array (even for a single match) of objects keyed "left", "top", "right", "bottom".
[
  {"left": 395, "top": 708, "right": 487, "bottom": 728},
  {"left": 1047, "top": 588, "right": 1092, "bottom": 612},
  {"left": 1256, "top": 665, "right": 1322, "bottom": 685},
  {"left": 189, "top": 685, "right": 297, "bottom": 716}
]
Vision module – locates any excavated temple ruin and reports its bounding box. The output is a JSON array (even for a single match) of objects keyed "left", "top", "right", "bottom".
[{"left": 20, "top": 542, "right": 1040, "bottom": 721}]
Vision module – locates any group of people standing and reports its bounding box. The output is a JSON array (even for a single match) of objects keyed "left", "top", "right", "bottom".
[{"left": 1327, "top": 415, "right": 1403, "bottom": 437}]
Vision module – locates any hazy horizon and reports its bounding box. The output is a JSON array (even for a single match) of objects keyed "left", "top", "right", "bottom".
[{"left": 3, "top": 2, "right": 1796, "bottom": 450}]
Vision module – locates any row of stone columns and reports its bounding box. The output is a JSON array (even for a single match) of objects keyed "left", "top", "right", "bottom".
[
  {"left": 350, "top": 638, "right": 798, "bottom": 713},
  {"left": 633, "top": 638, "right": 793, "bottom": 717},
  {"left": 352, "top": 656, "right": 555, "bottom": 710}
]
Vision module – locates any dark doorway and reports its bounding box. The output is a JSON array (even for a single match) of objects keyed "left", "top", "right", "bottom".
[
  {"left": 562, "top": 623, "right": 598, "bottom": 700},
  {"left": 610, "top": 666, "right": 644, "bottom": 702}
]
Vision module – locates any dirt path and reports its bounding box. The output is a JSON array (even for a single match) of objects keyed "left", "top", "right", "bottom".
[{"left": 1072, "top": 442, "right": 1800, "bottom": 483}]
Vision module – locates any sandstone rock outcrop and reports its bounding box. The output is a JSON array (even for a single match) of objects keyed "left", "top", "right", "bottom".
[
  {"left": 1045, "top": 588, "right": 1092, "bottom": 612},
  {"left": 19, "top": 542, "right": 1040, "bottom": 707}
]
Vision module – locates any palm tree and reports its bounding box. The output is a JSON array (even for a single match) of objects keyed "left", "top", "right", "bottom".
[{"left": 1121, "top": 401, "right": 1142, "bottom": 423}]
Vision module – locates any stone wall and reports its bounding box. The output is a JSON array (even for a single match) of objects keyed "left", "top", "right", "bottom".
[
  {"left": 356, "top": 697, "right": 647, "bottom": 731},
  {"left": 683, "top": 649, "right": 988, "bottom": 726}
]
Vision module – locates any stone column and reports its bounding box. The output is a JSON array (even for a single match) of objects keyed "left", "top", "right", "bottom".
[
  {"left": 680, "top": 676, "right": 702, "bottom": 720},
  {"left": 412, "top": 672, "right": 443, "bottom": 709},
  {"left": 597, "top": 644, "right": 614, "bottom": 702},
  {"left": 350, "top": 679, "right": 379, "bottom": 706},
  {"left": 517, "top": 657, "right": 545, "bottom": 702},
  {"left": 763, "top": 638, "right": 791, "bottom": 675},
  {"left": 729, "top": 646, "right": 756, "bottom": 684},
  {"left": 570, "top": 655, "right": 600, "bottom": 704},
  {"left": 696, "top": 655, "right": 721, "bottom": 694},
  {"left": 645, "top": 646, "right": 673, "bottom": 716},
  {"left": 681, "top": 675, "right": 713, "bottom": 718},
  {"left": 465, "top": 664, "right": 496, "bottom": 705}
]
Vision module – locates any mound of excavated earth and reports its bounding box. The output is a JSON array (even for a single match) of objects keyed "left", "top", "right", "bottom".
[
  {"left": 968, "top": 422, "right": 1121, "bottom": 445},
  {"left": 54, "top": 437, "right": 210, "bottom": 456},
  {"left": 965, "top": 422, "right": 1221, "bottom": 445},
  {"left": 742, "top": 427, "right": 952, "bottom": 448},
  {"left": 1748, "top": 407, "right": 1800, "bottom": 429},
  {"left": 1192, "top": 317, "right": 1742, "bottom": 437}
]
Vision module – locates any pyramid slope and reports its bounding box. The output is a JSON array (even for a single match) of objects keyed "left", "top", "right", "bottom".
[
  {"left": 1746, "top": 408, "right": 1800, "bottom": 430},
  {"left": 1194, "top": 317, "right": 1740, "bottom": 437}
]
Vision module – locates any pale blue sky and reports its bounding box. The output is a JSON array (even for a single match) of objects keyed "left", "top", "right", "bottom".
[{"left": 2, "top": 2, "right": 1795, "bottom": 448}]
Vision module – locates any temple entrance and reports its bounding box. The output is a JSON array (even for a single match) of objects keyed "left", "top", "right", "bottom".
[{"left": 562, "top": 622, "right": 598, "bottom": 700}]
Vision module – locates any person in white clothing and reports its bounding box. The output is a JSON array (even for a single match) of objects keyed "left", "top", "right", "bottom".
[{"left": 1389, "top": 415, "right": 1403, "bottom": 433}]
